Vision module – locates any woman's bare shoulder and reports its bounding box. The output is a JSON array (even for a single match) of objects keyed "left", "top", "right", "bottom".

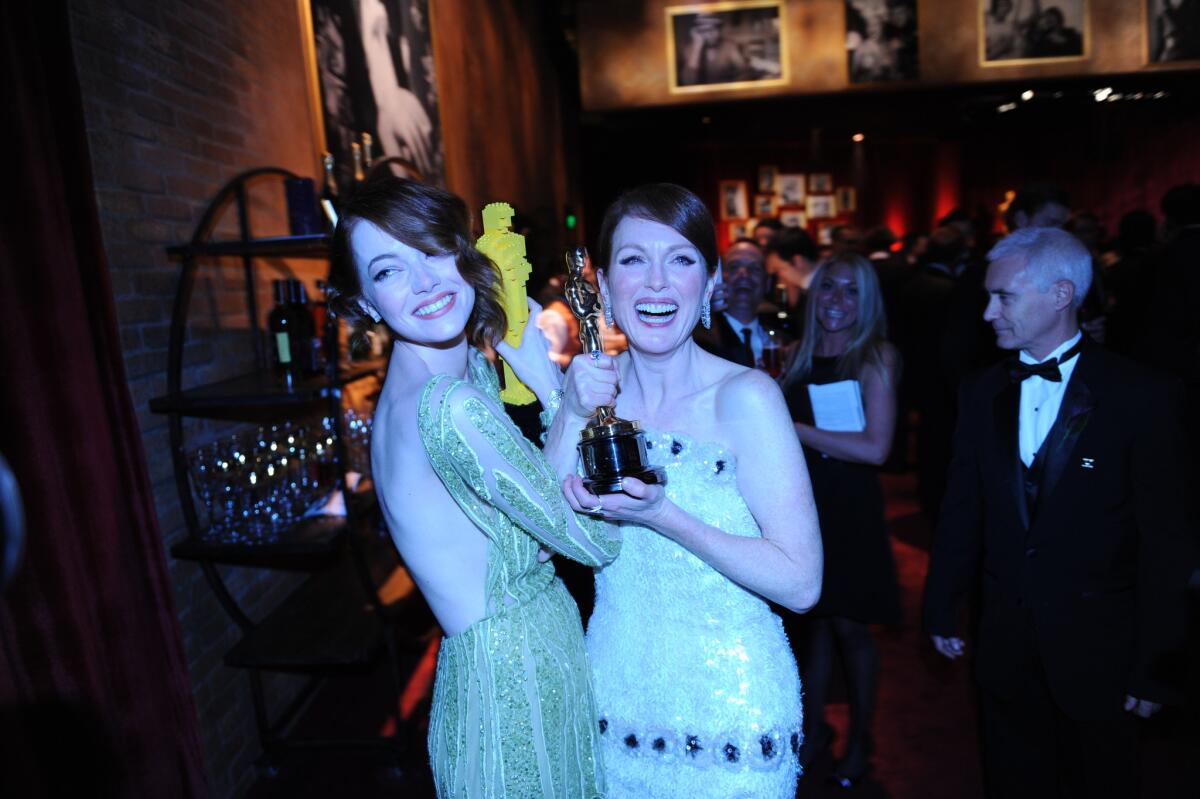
[{"left": 711, "top": 365, "right": 789, "bottom": 450}]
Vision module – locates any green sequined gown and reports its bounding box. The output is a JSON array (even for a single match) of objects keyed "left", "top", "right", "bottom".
[{"left": 417, "top": 350, "right": 620, "bottom": 798}]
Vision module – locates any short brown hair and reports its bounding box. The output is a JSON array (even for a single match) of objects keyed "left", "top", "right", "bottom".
[
  {"left": 594, "top": 183, "right": 718, "bottom": 274},
  {"left": 327, "top": 177, "right": 505, "bottom": 350}
]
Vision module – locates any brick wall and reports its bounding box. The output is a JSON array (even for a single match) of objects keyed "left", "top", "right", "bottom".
[
  {"left": 67, "top": 1, "right": 329, "bottom": 795},
  {"left": 67, "top": 0, "right": 579, "bottom": 794}
]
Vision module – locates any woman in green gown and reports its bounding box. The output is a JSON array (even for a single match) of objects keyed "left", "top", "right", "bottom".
[{"left": 327, "top": 177, "right": 621, "bottom": 798}]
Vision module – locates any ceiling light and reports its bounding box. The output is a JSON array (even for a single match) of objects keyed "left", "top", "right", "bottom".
[
  {"left": 1021, "top": 90, "right": 1034, "bottom": 101},
  {"left": 852, "top": 133, "right": 865, "bottom": 142},
  {"left": 1094, "top": 87, "right": 1113, "bottom": 102}
]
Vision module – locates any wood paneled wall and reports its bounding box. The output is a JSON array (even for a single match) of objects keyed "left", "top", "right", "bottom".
[
  {"left": 578, "top": 0, "right": 1191, "bottom": 111},
  {"left": 431, "top": 0, "right": 572, "bottom": 265}
]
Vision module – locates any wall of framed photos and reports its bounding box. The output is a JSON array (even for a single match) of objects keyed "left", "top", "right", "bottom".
[{"left": 577, "top": 0, "right": 1199, "bottom": 111}]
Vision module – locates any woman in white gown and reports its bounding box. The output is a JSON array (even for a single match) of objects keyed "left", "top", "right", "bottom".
[{"left": 561, "top": 184, "right": 823, "bottom": 798}]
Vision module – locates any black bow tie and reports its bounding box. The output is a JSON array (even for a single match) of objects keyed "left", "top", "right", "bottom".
[{"left": 1009, "top": 337, "right": 1084, "bottom": 384}]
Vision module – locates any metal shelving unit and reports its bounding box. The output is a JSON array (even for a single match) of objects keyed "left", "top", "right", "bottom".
[{"left": 151, "top": 167, "right": 411, "bottom": 774}]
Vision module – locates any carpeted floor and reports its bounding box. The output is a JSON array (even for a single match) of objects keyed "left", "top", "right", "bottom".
[{"left": 247, "top": 472, "right": 1198, "bottom": 798}]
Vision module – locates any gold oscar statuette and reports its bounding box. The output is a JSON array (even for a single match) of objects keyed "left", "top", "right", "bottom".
[{"left": 564, "top": 246, "right": 666, "bottom": 494}]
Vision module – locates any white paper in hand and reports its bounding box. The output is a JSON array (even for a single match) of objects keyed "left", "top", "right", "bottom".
[{"left": 807, "top": 380, "right": 866, "bottom": 432}]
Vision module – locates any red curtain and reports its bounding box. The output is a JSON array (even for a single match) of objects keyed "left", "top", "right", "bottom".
[{"left": 0, "top": 2, "right": 207, "bottom": 796}]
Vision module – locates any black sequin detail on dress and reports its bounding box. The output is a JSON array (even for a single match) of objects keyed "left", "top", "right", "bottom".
[
  {"left": 723, "top": 743, "right": 740, "bottom": 763},
  {"left": 624, "top": 734, "right": 639, "bottom": 749},
  {"left": 761, "top": 735, "right": 775, "bottom": 759},
  {"left": 598, "top": 718, "right": 607, "bottom": 734}
]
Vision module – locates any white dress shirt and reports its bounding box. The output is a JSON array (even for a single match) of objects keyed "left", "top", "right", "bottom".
[
  {"left": 1018, "top": 332, "right": 1082, "bottom": 467},
  {"left": 723, "top": 312, "right": 765, "bottom": 363}
]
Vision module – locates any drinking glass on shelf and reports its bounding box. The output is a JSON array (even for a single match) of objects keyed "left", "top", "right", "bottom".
[
  {"left": 187, "top": 442, "right": 222, "bottom": 532},
  {"left": 184, "top": 407, "right": 377, "bottom": 543},
  {"left": 343, "top": 408, "right": 373, "bottom": 477}
]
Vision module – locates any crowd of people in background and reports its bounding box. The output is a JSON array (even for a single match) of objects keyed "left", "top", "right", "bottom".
[
  {"left": 520, "top": 178, "right": 1199, "bottom": 793},
  {"left": 528, "top": 179, "right": 1200, "bottom": 527}
]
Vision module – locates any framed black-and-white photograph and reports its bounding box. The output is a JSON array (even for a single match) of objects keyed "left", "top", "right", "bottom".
[
  {"left": 302, "top": 0, "right": 445, "bottom": 188},
  {"left": 780, "top": 210, "right": 808, "bottom": 229},
  {"left": 845, "top": 0, "right": 919, "bottom": 82},
  {"left": 807, "top": 195, "right": 837, "bottom": 220},
  {"left": 817, "top": 222, "right": 839, "bottom": 246},
  {"left": 836, "top": 186, "right": 858, "bottom": 213},
  {"left": 719, "top": 180, "right": 750, "bottom": 220},
  {"left": 809, "top": 173, "right": 834, "bottom": 194},
  {"left": 667, "top": 1, "right": 788, "bottom": 94},
  {"left": 754, "top": 193, "right": 779, "bottom": 217},
  {"left": 757, "top": 165, "right": 779, "bottom": 193},
  {"left": 980, "top": 0, "right": 1088, "bottom": 65},
  {"left": 778, "top": 173, "right": 806, "bottom": 205},
  {"left": 1147, "top": 1, "right": 1200, "bottom": 63}
]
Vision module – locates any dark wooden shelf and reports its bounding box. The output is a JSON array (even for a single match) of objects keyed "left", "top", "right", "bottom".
[
  {"left": 224, "top": 563, "right": 385, "bottom": 672},
  {"left": 171, "top": 490, "right": 379, "bottom": 571},
  {"left": 167, "top": 233, "right": 331, "bottom": 260},
  {"left": 149, "top": 359, "right": 384, "bottom": 420}
]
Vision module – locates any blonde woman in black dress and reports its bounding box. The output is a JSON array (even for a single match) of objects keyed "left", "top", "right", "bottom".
[{"left": 778, "top": 253, "right": 901, "bottom": 787}]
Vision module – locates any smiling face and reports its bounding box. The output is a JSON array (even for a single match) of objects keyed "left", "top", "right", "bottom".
[
  {"left": 983, "top": 255, "right": 1062, "bottom": 354},
  {"left": 723, "top": 242, "right": 768, "bottom": 323},
  {"left": 600, "top": 216, "right": 713, "bottom": 356},
  {"left": 350, "top": 219, "right": 475, "bottom": 347},
  {"left": 811, "top": 261, "right": 861, "bottom": 336}
]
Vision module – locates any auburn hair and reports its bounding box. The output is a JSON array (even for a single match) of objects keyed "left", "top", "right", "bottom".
[
  {"left": 594, "top": 183, "right": 719, "bottom": 273},
  {"left": 326, "top": 177, "right": 506, "bottom": 350}
]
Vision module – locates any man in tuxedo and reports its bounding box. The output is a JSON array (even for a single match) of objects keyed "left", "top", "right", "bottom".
[
  {"left": 694, "top": 239, "right": 777, "bottom": 368},
  {"left": 922, "top": 227, "right": 1194, "bottom": 798}
]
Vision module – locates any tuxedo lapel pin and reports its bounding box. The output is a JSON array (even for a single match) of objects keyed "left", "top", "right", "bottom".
[{"left": 1081, "top": 457, "right": 1095, "bottom": 469}]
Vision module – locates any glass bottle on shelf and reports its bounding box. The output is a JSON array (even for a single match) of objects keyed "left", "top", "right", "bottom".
[
  {"left": 287, "top": 279, "right": 321, "bottom": 375},
  {"left": 268, "top": 279, "right": 301, "bottom": 385},
  {"left": 351, "top": 142, "right": 365, "bottom": 184},
  {"left": 361, "top": 131, "right": 373, "bottom": 171},
  {"left": 319, "top": 151, "right": 339, "bottom": 228},
  {"left": 312, "top": 280, "right": 330, "bottom": 372},
  {"left": 773, "top": 282, "right": 793, "bottom": 336}
]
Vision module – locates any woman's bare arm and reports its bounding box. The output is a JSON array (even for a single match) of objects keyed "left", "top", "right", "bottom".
[
  {"left": 564, "top": 369, "right": 822, "bottom": 612},
  {"left": 795, "top": 343, "right": 900, "bottom": 466}
]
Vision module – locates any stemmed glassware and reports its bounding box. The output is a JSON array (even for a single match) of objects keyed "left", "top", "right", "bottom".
[{"left": 186, "top": 410, "right": 372, "bottom": 544}]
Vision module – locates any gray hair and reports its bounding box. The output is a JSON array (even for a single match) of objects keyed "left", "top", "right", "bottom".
[{"left": 987, "top": 227, "right": 1093, "bottom": 310}]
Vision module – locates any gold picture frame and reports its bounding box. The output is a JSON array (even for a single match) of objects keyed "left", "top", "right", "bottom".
[
  {"left": 979, "top": 0, "right": 1090, "bottom": 67},
  {"left": 757, "top": 164, "right": 779, "bottom": 193},
  {"left": 807, "top": 195, "right": 836, "bottom": 220},
  {"left": 754, "top": 193, "right": 779, "bottom": 218},
  {"left": 780, "top": 210, "right": 807, "bottom": 229},
  {"left": 836, "top": 186, "right": 857, "bottom": 214},
  {"left": 719, "top": 180, "right": 750, "bottom": 220},
  {"left": 778, "top": 173, "right": 806, "bottom": 205},
  {"left": 1144, "top": 0, "right": 1200, "bottom": 66},
  {"left": 666, "top": 0, "right": 789, "bottom": 95},
  {"left": 298, "top": 0, "right": 445, "bottom": 186}
]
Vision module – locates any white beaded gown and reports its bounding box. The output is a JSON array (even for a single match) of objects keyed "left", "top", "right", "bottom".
[{"left": 585, "top": 429, "right": 803, "bottom": 799}]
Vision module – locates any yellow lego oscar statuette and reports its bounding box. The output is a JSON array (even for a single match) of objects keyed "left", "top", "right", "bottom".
[{"left": 476, "top": 202, "right": 536, "bottom": 405}]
